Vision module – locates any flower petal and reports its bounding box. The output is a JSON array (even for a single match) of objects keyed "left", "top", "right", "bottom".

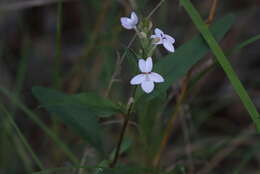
[
  {"left": 138, "top": 59, "right": 146, "bottom": 72},
  {"left": 131, "top": 12, "right": 138, "bottom": 25},
  {"left": 155, "top": 28, "right": 163, "bottom": 35},
  {"left": 130, "top": 74, "right": 145, "bottom": 85},
  {"left": 141, "top": 80, "right": 155, "bottom": 93},
  {"left": 120, "top": 17, "right": 134, "bottom": 29},
  {"left": 163, "top": 40, "right": 175, "bottom": 52},
  {"left": 165, "top": 34, "right": 175, "bottom": 43},
  {"left": 151, "top": 35, "right": 163, "bottom": 45},
  {"left": 145, "top": 57, "right": 153, "bottom": 72},
  {"left": 149, "top": 72, "right": 164, "bottom": 83},
  {"left": 151, "top": 35, "right": 157, "bottom": 39}
]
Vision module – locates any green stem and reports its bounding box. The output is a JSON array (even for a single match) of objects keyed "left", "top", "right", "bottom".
[
  {"left": 15, "top": 38, "right": 30, "bottom": 96},
  {"left": 53, "top": 0, "right": 63, "bottom": 89},
  {"left": 0, "top": 103, "right": 44, "bottom": 170},
  {"left": 110, "top": 87, "right": 137, "bottom": 167},
  {"left": 179, "top": 0, "right": 260, "bottom": 131},
  {"left": 0, "top": 87, "right": 79, "bottom": 164},
  {"left": 230, "top": 34, "right": 260, "bottom": 55}
]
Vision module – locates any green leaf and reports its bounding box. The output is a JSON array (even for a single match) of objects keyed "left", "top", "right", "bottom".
[
  {"left": 100, "top": 166, "right": 154, "bottom": 174},
  {"left": 32, "top": 87, "right": 122, "bottom": 153},
  {"left": 32, "top": 166, "right": 162, "bottom": 174},
  {"left": 136, "top": 93, "right": 166, "bottom": 159},
  {"left": 109, "top": 137, "right": 132, "bottom": 160},
  {"left": 152, "top": 14, "right": 235, "bottom": 98},
  {"left": 135, "top": 14, "right": 235, "bottom": 102},
  {"left": 179, "top": 0, "right": 260, "bottom": 131},
  {"left": 0, "top": 87, "right": 79, "bottom": 164},
  {"left": 73, "top": 93, "right": 123, "bottom": 117}
]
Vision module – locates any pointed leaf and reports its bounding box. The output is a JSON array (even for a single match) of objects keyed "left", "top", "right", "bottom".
[
  {"left": 137, "top": 14, "right": 235, "bottom": 100},
  {"left": 32, "top": 87, "right": 122, "bottom": 152}
]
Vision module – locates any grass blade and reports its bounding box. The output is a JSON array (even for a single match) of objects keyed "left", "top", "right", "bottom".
[
  {"left": 230, "top": 34, "right": 260, "bottom": 55},
  {"left": 179, "top": 0, "right": 260, "bottom": 131},
  {"left": 0, "top": 87, "right": 79, "bottom": 164},
  {"left": 53, "top": 0, "right": 63, "bottom": 89},
  {"left": 0, "top": 103, "right": 44, "bottom": 170}
]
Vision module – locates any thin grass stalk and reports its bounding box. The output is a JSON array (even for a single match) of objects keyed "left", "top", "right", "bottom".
[
  {"left": 179, "top": 0, "right": 260, "bottom": 131},
  {"left": 53, "top": 0, "right": 63, "bottom": 89},
  {"left": 153, "top": 1, "right": 219, "bottom": 167},
  {"left": 0, "top": 87, "right": 79, "bottom": 164},
  {"left": 13, "top": 136, "right": 34, "bottom": 172},
  {"left": 15, "top": 38, "right": 30, "bottom": 96},
  {"left": 0, "top": 103, "right": 45, "bottom": 170}
]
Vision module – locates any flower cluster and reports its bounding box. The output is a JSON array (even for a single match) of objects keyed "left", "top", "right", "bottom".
[{"left": 120, "top": 12, "right": 176, "bottom": 93}]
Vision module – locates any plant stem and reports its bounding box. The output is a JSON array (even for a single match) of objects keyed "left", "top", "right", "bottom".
[
  {"left": 0, "top": 103, "right": 45, "bottom": 170},
  {"left": 153, "top": 70, "right": 191, "bottom": 167},
  {"left": 0, "top": 87, "right": 79, "bottom": 164},
  {"left": 153, "top": 1, "right": 219, "bottom": 167},
  {"left": 205, "top": 0, "right": 218, "bottom": 24},
  {"left": 105, "top": 0, "right": 166, "bottom": 97},
  {"left": 110, "top": 87, "right": 136, "bottom": 167},
  {"left": 53, "top": 0, "right": 63, "bottom": 89},
  {"left": 179, "top": 0, "right": 260, "bottom": 131},
  {"left": 109, "top": 104, "right": 134, "bottom": 167}
]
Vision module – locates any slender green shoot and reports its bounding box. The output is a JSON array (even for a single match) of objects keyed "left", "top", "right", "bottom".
[
  {"left": 230, "top": 34, "right": 260, "bottom": 55},
  {"left": 32, "top": 165, "right": 96, "bottom": 174},
  {"left": 0, "top": 87, "right": 79, "bottom": 164},
  {"left": 190, "top": 34, "right": 260, "bottom": 91},
  {"left": 0, "top": 103, "right": 44, "bottom": 170},
  {"left": 53, "top": 0, "right": 63, "bottom": 89},
  {"left": 179, "top": 0, "right": 260, "bottom": 131},
  {"left": 15, "top": 38, "right": 30, "bottom": 96}
]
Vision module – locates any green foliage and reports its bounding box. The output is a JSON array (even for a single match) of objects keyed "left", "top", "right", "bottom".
[
  {"left": 155, "top": 14, "right": 234, "bottom": 95},
  {"left": 0, "top": 87, "right": 79, "bottom": 164},
  {"left": 109, "top": 137, "right": 132, "bottom": 160},
  {"left": 230, "top": 34, "right": 260, "bottom": 55},
  {"left": 73, "top": 93, "right": 124, "bottom": 117},
  {"left": 135, "top": 14, "right": 235, "bottom": 102},
  {"left": 32, "top": 87, "right": 122, "bottom": 153},
  {"left": 32, "top": 166, "right": 158, "bottom": 174},
  {"left": 179, "top": 0, "right": 260, "bottom": 131},
  {"left": 2, "top": 0, "right": 260, "bottom": 172}
]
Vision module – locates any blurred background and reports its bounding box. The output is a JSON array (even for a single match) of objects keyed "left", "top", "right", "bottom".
[{"left": 1, "top": 0, "right": 260, "bottom": 173}]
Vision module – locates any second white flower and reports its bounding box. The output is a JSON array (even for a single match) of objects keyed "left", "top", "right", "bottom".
[{"left": 151, "top": 28, "right": 175, "bottom": 52}]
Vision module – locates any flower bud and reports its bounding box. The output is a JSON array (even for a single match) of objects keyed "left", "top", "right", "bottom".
[
  {"left": 139, "top": 32, "right": 147, "bottom": 38},
  {"left": 148, "top": 21, "right": 153, "bottom": 30}
]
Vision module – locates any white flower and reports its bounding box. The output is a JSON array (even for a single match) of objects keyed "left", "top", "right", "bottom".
[
  {"left": 120, "top": 12, "right": 138, "bottom": 30},
  {"left": 130, "top": 57, "right": 164, "bottom": 93},
  {"left": 151, "top": 28, "right": 175, "bottom": 52}
]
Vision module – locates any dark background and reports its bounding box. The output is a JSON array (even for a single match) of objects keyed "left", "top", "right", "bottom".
[{"left": 1, "top": 0, "right": 260, "bottom": 173}]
